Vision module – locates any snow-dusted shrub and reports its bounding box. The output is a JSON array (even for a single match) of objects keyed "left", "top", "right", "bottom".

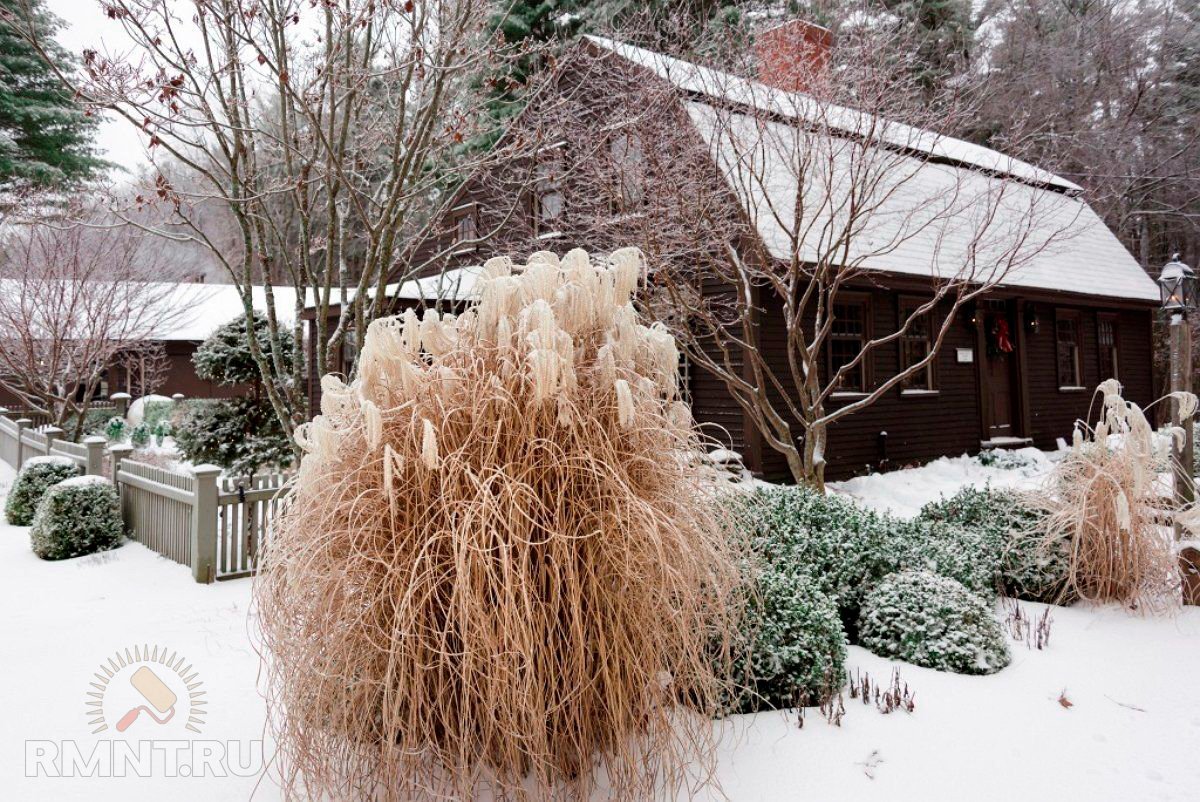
[
  {"left": 174, "top": 397, "right": 292, "bottom": 475},
  {"left": 176, "top": 313, "right": 295, "bottom": 476},
  {"left": 129, "top": 422, "right": 151, "bottom": 448},
  {"left": 859, "top": 570, "right": 1010, "bottom": 675},
  {"left": 919, "top": 486, "right": 1071, "bottom": 603},
  {"left": 977, "top": 448, "right": 1037, "bottom": 470},
  {"left": 891, "top": 518, "right": 997, "bottom": 597},
  {"left": 5, "top": 456, "right": 80, "bottom": 525},
  {"left": 104, "top": 416, "right": 126, "bottom": 442},
  {"left": 256, "top": 250, "right": 744, "bottom": 801},
  {"left": 29, "top": 475, "right": 123, "bottom": 560},
  {"left": 728, "top": 569, "right": 847, "bottom": 713},
  {"left": 724, "top": 485, "right": 893, "bottom": 628},
  {"left": 152, "top": 420, "right": 170, "bottom": 446}
]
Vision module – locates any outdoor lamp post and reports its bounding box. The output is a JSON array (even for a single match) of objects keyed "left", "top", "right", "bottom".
[{"left": 1160, "top": 254, "right": 1196, "bottom": 522}]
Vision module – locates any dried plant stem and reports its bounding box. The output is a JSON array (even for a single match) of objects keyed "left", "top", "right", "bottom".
[{"left": 255, "top": 249, "right": 744, "bottom": 801}]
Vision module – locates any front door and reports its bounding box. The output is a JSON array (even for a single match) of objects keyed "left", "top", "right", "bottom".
[{"left": 981, "top": 302, "right": 1019, "bottom": 440}]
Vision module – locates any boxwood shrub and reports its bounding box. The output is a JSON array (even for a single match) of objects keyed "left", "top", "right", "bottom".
[
  {"left": 917, "top": 486, "right": 1072, "bottom": 603},
  {"left": 858, "top": 569, "right": 1011, "bottom": 675},
  {"left": 29, "top": 476, "right": 123, "bottom": 560},
  {"left": 728, "top": 568, "right": 848, "bottom": 713},
  {"left": 6, "top": 456, "right": 80, "bottom": 526}
]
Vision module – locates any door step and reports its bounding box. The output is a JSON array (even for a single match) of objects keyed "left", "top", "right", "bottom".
[{"left": 980, "top": 436, "right": 1034, "bottom": 450}]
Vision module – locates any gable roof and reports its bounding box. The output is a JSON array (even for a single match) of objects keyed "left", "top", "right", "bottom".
[{"left": 585, "top": 36, "right": 1159, "bottom": 304}]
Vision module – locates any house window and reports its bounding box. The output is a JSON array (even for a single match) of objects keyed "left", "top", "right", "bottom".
[
  {"left": 452, "top": 204, "right": 478, "bottom": 252},
  {"left": 608, "top": 131, "right": 646, "bottom": 213},
  {"left": 899, "top": 298, "right": 935, "bottom": 391},
  {"left": 1056, "top": 310, "right": 1082, "bottom": 389},
  {"left": 828, "top": 297, "right": 869, "bottom": 393},
  {"left": 532, "top": 145, "right": 566, "bottom": 236},
  {"left": 1098, "top": 314, "right": 1119, "bottom": 381}
]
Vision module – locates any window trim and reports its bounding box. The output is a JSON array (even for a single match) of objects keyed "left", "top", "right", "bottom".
[
  {"left": 826, "top": 292, "right": 872, "bottom": 394},
  {"left": 897, "top": 295, "right": 937, "bottom": 393},
  {"left": 1055, "top": 308, "right": 1083, "bottom": 391},
  {"left": 606, "top": 130, "right": 647, "bottom": 215}
]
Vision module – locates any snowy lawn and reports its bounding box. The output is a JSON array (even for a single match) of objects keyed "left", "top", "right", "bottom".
[
  {"left": 829, "top": 447, "right": 1058, "bottom": 518},
  {"left": 3, "top": 458, "right": 1200, "bottom": 801}
]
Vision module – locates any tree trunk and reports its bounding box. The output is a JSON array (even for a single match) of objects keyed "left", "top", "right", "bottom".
[{"left": 798, "top": 421, "right": 828, "bottom": 493}]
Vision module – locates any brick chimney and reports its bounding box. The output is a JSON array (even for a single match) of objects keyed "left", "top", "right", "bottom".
[{"left": 755, "top": 19, "right": 832, "bottom": 93}]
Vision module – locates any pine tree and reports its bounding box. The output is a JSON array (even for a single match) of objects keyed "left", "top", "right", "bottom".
[{"left": 0, "top": 0, "right": 103, "bottom": 189}]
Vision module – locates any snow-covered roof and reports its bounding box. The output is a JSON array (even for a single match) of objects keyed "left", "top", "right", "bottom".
[
  {"left": 586, "top": 37, "right": 1158, "bottom": 303},
  {"left": 305, "top": 266, "right": 485, "bottom": 310},
  {"left": 0, "top": 280, "right": 299, "bottom": 342},
  {"left": 148, "top": 283, "right": 299, "bottom": 341},
  {"left": 586, "top": 36, "right": 1079, "bottom": 192}
]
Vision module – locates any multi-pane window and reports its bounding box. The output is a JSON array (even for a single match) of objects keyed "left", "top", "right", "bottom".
[
  {"left": 608, "top": 131, "right": 646, "bottom": 213},
  {"left": 1098, "top": 315, "right": 1119, "bottom": 381},
  {"left": 533, "top": 151, "right": 565, "bottom": 235},
  {"left": 899, "top": 299, "right": 934, "bottom": 391},
  {"left": 1056, "top": 311, "right": 1082, "bottom": 388},
  {"left": 452, "top": 204, "right": 478, "bottom": 251},
  {"left": 829, "top": 299, "right": 868, "bottom": 392}
]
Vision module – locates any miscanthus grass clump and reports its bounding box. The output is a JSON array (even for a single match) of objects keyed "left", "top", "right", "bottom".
[
  {"left": 1035, "top": 380, "right": 1182, "bottom": 611},
  {"left": 255, "top": 249, "right": 744, "bottom": 802}
]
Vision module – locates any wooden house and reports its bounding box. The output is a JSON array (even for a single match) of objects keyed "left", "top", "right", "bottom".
[{"left": 310, "top": 25, "right": 1160, "bottom": 482}]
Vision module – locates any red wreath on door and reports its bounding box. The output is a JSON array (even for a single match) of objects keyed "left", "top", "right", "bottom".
[{"left": 991, "top": 318, "right": 1015, "bottom": 353}]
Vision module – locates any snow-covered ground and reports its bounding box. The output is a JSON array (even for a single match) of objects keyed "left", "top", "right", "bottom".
[
  {"left": 3, "top": 457, "right": 1200, "bottom": 801},
  {"left": 829, "top": 447, "right": 1058, "bottom": 518}
]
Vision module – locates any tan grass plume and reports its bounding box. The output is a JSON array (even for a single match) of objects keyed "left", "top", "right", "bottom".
[{"left": 254, "top": 248, "right": 744, "bottom": 801}]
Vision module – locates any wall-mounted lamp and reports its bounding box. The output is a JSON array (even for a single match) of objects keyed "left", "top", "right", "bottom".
[{"left": 1025, "top": 304, "right": 1040, "bottom": 334}]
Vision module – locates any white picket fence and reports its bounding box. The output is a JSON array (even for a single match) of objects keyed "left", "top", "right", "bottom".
[{"left": 0, "top": 406, "right": 291, "bottom": 583}]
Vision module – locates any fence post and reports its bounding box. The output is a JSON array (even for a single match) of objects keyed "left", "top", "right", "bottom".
[
  {"left": 191, "top": 464, "right": 221, "bottom": 584},
  {"left": 14, "top": 418, "right": 31, "bottom": 470},
  {"left": 83, "top": 436, "right": 106, "bottom": 476},
  {"left": 42, "top": 426, "right": 64, "bottom": 457},
  {"left": 110, "top": 392, "right": 131, "bottom": 418},
  {"left": 109, "top": 443, "right": 134, "bottom": 486}
]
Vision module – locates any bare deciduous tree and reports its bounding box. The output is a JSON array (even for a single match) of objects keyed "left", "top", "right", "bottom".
[
  {"left": 504, "top": 25, "right": 1083, "bottom": 488},
  {"left": 13, "top": 0, "right": 549, "bottom": 451},
  {"left": 0, "top": 220, "right": 183, "bottom": 438}
]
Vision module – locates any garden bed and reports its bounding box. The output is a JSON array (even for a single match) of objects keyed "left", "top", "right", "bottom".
[{"left": 2, "top": 457, "right": 1198, "bottom": 801}]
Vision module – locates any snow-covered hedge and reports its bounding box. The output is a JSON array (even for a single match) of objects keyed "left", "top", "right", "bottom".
[
  {"left": 858, "top": 570, "right": 1011, "bottom": 675},
  {"left": 918, "top": 486, "right": 1071, "bottom": 603},
  {"left": 5, "top": 456, "right": 80, "bottom": 526},
  {"left": 29, "top": 475, "right": 123, "bottom": 560},
  {"left": 725, "top": 486, "right": 894, "bottom": 628},
  {"left": 725, "top": 485, "right": 1003, "bottom": 635},
  {"left": 728, "top": 569, "right": 848, "bottom": 714}
]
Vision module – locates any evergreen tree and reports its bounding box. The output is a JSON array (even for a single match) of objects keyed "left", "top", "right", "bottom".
[{"left": 0, "top": 0, "right": 103, "bottom": 189}]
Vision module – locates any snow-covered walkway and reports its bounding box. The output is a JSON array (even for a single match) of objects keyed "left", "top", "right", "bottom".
[{"left": 2, "top": 459, "right": 1199, "bottom": 801}]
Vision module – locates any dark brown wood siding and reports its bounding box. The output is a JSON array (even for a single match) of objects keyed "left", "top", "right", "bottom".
[{"left": 743, "top": 290, "right": 1155, "bottom": 483}]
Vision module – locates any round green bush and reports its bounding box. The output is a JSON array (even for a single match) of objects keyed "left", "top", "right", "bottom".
[
  {"left": 892, "top": 518, "right": 997, "bottom": 597},
  {"left": 29, "top": 476, "right": 123, "bottom": 560},
  {"left": 5, "top": 456, "right": 80, "bottom": 526},
  {"left": 724, "top": 486, "right": 894, "bottom": 629},
  {"left": 918, "top": 486, "right": 1072, "bottom": 603},
  {"left": 728, "top": 569, "right": 848, "bottom": 713},
  {"left": 859, "top": 570, "right": 1011, "bottom": 675}
]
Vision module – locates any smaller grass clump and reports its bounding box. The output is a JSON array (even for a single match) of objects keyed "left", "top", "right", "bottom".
[
  {"left": 858, "top": 570, "right": 1011, "bottom": 675},
  {"left": 728, "top": 569, "right": 847, "bottom": 714},
  {"left": 30, "top": 476, "right": 123, "bottom": 560},
  {"left": 5, "top": 456, "right": 80, "bottom": 525},
  {"left": 918, "top": 486, "right": 1072, "bottom": 603}
]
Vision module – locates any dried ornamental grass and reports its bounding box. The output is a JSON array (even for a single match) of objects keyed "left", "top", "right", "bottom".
[
  {"left": 255, "top": 248, "right": 744, "bottom": 801},
  {"left": 1034, "top": 380, "right": 1182, "bottom": 610}
]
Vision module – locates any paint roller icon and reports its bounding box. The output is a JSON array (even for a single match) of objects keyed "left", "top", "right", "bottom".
[{"left": 115, "top": 666, "right": 177, "bottom": 731}]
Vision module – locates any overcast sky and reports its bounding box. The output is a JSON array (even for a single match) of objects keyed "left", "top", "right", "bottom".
[{"left": 45, "top": 0, "right": 151, "bottom": 176}]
